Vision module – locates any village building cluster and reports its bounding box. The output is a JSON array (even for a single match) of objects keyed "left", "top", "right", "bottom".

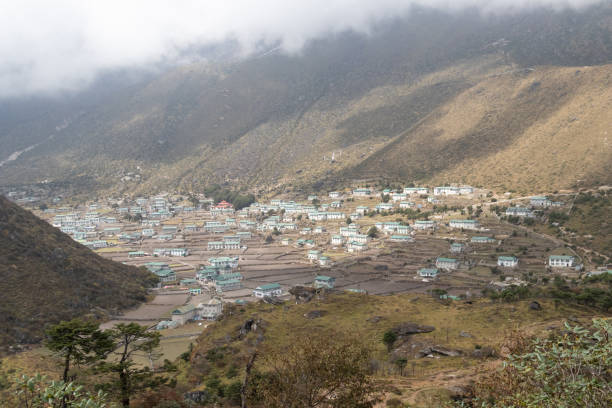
[{"left": 7, "top": 182, "right": 593, "bottom": 329}]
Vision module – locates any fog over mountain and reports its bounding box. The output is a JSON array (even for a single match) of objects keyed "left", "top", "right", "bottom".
[{"left": 0, "top": 0, "right": 604, "bottom": 97}]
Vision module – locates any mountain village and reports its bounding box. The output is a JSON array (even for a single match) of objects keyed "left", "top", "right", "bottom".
[{"left": 6, "top": 182, "right": 602, "bottom": 349}]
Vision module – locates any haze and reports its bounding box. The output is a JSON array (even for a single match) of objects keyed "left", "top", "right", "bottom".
[{"left": 0, "top": 0, "right": 603, "bottom": 98}]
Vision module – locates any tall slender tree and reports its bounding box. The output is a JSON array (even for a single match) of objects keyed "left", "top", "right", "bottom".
[
  {"left": 102, "top": 323, "right": 162, "bottom": 407},
  {"left": 45, "top": 319, "right": 114, "bottom": 382}
]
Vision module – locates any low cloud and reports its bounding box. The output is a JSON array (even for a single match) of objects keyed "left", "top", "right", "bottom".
[{"left": 0, "top": 0, "right": 602, "bottom": 98}]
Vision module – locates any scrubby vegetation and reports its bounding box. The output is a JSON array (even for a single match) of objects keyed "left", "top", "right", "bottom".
[
  {"left": 1, "top": 293, "right": 609, "bottom": 407},
  {"left": 455, "top": 319, "right": 611, "bottom": 407}
]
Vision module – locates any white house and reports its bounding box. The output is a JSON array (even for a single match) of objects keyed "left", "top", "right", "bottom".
[
  {"left": 531, "top": 196, "right": 552, "bottom": 207},
  {"left": 347, "top": 241, "right": 368, "bottom": 252},
  {"left": 395, "top": 225, "right": 412, "bottom": 235},
  {"left": 450, "top": 243, "right": 465, "bottom": 253},
  {"left": 352, "top": 188, "right": 372, "bottom": 197},
  {"left": 253, "top": 283, "right": 282, "bottom": 298},
  {"left": 391, "top": 192, "right": 407, "bottom": 202},
  {"left": 404, "top": 187, "right": 428, "bottom": 195},
  {"left": 308, "top": 250, "right": 322, "bottom": 261},
  {"left": 376, "top": 203, "right": 394, "bottom": 211},
  {"left": 331, "top": 235, "right": 344, "bottom": 246},
  {"left": 549, "top": 255, "right": 575, "bottom": 268},
  {"left": 208, "top": 241, "right": 224, "bottom": 250},
  {"left": 199, "top": 298, "right": 223, "bottom": 320},
  {"left": 352, "top": 234, "right": 369, "bottom": 244},
  {"left": 314, "top": 275, "right": 335, "bottom": 289},
  {"left": 308, "top": 212, "right": 328, "bottom": 221},
  {"left": 224, "top": 241, "right": 241, "bottom": 250},
  {"left": 215, "top": 279, "right": 243, "bottom": 292},
  {"left": 413, "top": 220, "right": 435, "bottom": 230},
  {"left": 418, "top": 268, "right": 439, "bottom": 278},
  {"left": 209, "top": 257, "right": 239, "bottom": 269},
  {"left": 169, "top": 248, "right": 190, "bottom": 257},
  {"left": 399, "top": 201, "right": 415, "bottom": 209},
  {"left": 329, "top": 191, "right": 342, "bottom": 199},
  {"left": 356, "top": 206, "right": 369, "bottom": 215},
  {"left": 471, "top": 236, "right": 497, "bottom": 244},
  {"left": 433, "top": 186, "right": 473, "bottom": 195},
  {"left": 318, "top": 256, "right": 331, "bottom": 266},
  {"left": 449, "top": 219, "right": 479, "bottom": 230},
  {"left": 497, "top": 256, "right": 519, "bottom": 268},
  {"left": 434, "top": 186, "right": 459, "bottom": 195},
  {"left": 436, "top": 257, "right": 459, "bottom": 270},
  {"left": 327, "top": 212, "right": 345, "bottom": 220},
  {"left": 506, "top": 207, "right": 534, "bottom": 217},
  {"left": 171, "top": 304, "right": 198, "bottom": 325}
]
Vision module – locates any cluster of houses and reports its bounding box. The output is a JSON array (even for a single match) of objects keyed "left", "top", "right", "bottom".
[
  {"left": 43, "top": 194, "right": 213, "bottom": 249},
  {"left": 530, "top": 196, "right": 564, "bottom": 208},
  {"left": 157, "top": 297, "right": 224, "bottom": 328},
  {"left": 32, "top": 186, "right": 589, "bottom": 311},
  {"left": 165, "top": 274, "right": 341, "bottom": 328},
  {"left": 350, "top": 185, "right": 473, "bottom": 198},
  {"left": 504, "top": 196, "right": 564, "bottom": 218}
]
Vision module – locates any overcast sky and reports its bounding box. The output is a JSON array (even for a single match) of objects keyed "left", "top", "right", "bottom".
[{"left": 0, "top": 0, "right": 602, "bottom": 98}]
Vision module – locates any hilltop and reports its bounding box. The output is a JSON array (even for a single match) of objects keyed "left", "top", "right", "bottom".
[
  {"left": 0, "top": 4, "right": 611, "bottom": 196},
  {"left": 0, "top": 195, "right": 157, "bottom": 349}
]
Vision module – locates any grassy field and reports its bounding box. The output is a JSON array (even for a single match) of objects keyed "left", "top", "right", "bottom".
[{"left": 186, "top": 292, "right": 608, "bottom": 406}]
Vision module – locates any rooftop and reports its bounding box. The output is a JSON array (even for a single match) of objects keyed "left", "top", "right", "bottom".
[{"left": 256, "top": 283, "right": 281, "bottom": 291}]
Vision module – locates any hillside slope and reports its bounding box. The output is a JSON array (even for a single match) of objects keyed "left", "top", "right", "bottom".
[
  {"left": 0, "top": 196, "right": 157, "bottom": 348},
  {"left": 185, "top": 293, "right": 605, "bottom": 407},
  {"left": 346, "top": 63, "right": 612, "bottom": 192},
  {"left": 0, "top": 4, "right": 611, "bottom": 195}
]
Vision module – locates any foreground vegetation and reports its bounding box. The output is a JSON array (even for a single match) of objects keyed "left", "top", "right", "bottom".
[
  {"left": 455, "top": 318, "right": 611, "bottom": 407},
  {"left": 1, "top": 292, "right": 609, "bottom": 407}
]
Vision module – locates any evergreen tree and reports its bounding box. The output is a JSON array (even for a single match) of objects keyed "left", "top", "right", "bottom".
[{"left": 45, "top": 319, "right": 114, "bottom": 382}]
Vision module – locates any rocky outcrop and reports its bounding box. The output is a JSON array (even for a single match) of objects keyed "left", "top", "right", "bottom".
[
  {"left": 289, "top": 286, "right": 316, "bottom": 303},
  {"left": 263, "top": 296, "right": 283, "bottom": 306},
  {"left": 529, "top": 301, "right": 542, "bottom": 311},
  {"left": 304, "top": 310, "right": 327, "bottom": 319},
  {"left": 418, "top": 345, "right": 463, "bottom": 358},
  {"left": 392, "top": 323, "right": 436, "bottom": 337}
]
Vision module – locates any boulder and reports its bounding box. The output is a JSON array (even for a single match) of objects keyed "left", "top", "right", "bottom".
[
  {"left": 289, "top": 286, "right": 316, "bottom": 303},
  {"left": 304, "top": 310, "right": 327, "bottom": 319},
  {"left": 367, "top": 316, "right": 385, "bottom": 323},
  {"left": 472, "top": 346, "right": 496, "bottom": 358},
  {"left": 263, "top": 296, "right": 283, "bottom": 306},
  {"left": 459, "top": 331, "right": 472, "bottom": 338},
  {"left": 184, "top": 391, "right": 211, "bottom": 404},
  {"left": 416, "top": 345, "right": 462, "bottom": 358},
  {"left": 393, "top": 322, "right": 435, "bottom": 336},
  {"left": 431, "top": 345, "right": 463, "bottom": 357},
  {"left": 528, "top": 301, "right": 542, "bottom": 311},
  {"left": 239, "top": 319, "right": 256, "bottom": 336}
]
